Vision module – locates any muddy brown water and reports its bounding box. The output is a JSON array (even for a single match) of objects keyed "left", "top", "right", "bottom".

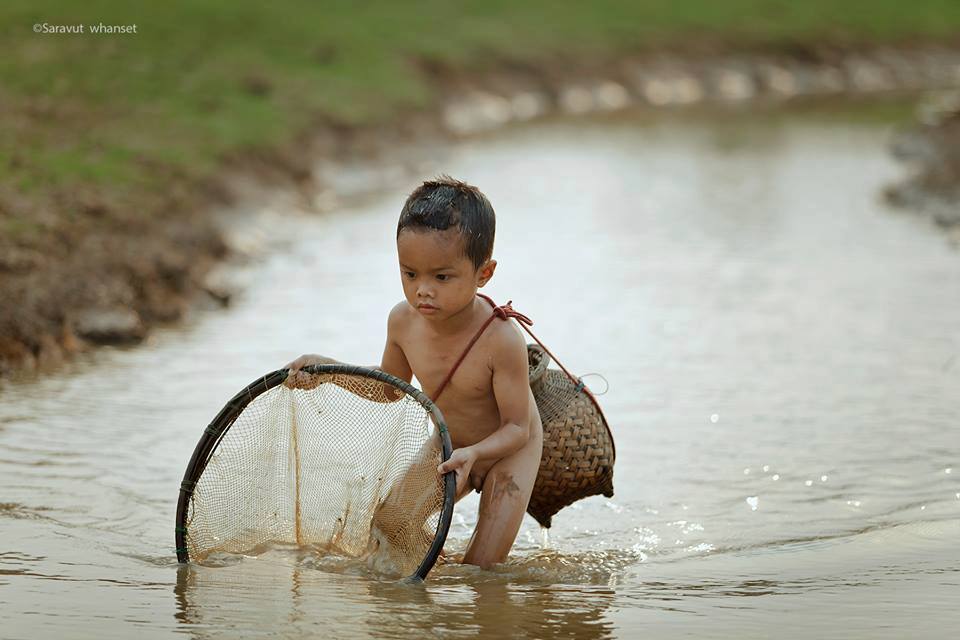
[{"left": 2, "top": 109, "right": 959, "bottom": 638}]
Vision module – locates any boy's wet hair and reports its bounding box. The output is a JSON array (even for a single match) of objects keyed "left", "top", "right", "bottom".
[{"left": 397, "top": 175, "right": 495, "bottom": 269}]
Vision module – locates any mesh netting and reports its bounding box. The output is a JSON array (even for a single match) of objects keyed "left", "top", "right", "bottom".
[{"left": 182, "top": 372, "right": 446, "bottom": 577}]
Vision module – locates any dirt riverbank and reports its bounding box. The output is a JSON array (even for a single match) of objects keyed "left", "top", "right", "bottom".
[{"left": 3, "top": 42, "right": 960, "bottom": 377}]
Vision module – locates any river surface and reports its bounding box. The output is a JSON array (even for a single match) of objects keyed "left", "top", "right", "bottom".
[{"left": 2, "top": 108, "right": 959, "bottom": 638}]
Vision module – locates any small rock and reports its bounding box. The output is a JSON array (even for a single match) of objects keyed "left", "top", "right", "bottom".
[
  {"left": 638, "top": 72, "right": 703, "bottom": 106},
  {"left": 510, "top": 92, "right": 548, "bottom": 121},
  {"left": 201, "top": 269, "right": 235, "bottom": 307},
  {"left": 712, "top": 67, "right": 756, "bottom": 102},
  {"left": 844, "top": 57, "right": 895, "bottom": 92},
  {"left": 760, "top": 64, "right": 798, "bottom": 97},
  {"left": 593, "top": 81, "right": 631, "bottom": 110},
  {"left": 948, "top": 226, "right": 960, "bottom": 247},
  {"left": 932, "top": 201, "right": 960, "bottom": 227},
  {"left": 72, "top": 308, "right": 146, "bottom": 345},
  {"left": 559, "top": 86, "right": 594, "bottom": 114}
]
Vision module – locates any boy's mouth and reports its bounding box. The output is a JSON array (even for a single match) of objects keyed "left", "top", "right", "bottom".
[{"left": 417, "top": 303, "right": 438, "bottom": 313}]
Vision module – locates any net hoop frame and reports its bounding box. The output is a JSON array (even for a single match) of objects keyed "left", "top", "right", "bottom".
[{"left": 175, "top": 364, "right": 456, "bottom": 582}]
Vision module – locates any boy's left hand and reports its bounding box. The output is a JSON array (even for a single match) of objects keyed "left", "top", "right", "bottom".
[
  {"left": 283, "top": 353, "right": 339, "bottom": 390},
  {"left": 437, "top": 447, "right": 477, "bottom": 494}
]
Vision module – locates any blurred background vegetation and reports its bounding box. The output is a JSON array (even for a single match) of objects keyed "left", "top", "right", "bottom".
[
  {"left": 3, "top": 0, "right": 960, "bottom": 236},
  {"left": 2, "top": 1, "right": 959, "bottom": 372}
]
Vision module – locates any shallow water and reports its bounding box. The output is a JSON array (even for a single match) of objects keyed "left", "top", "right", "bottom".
[{"left": 2, "top": 108, "right": 959, "bottom": 638}]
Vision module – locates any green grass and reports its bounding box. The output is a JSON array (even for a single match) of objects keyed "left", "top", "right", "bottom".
[{"left": 2, "top": 0, "right": 959, "bottom": 213}]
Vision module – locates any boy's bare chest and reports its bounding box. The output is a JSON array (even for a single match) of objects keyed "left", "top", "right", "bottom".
[
  {"left": 394, "top": 309, "right": 505, "bottom": 444},
  {"left": 400, "top": 316, "right": 493, "bottom": 396},
  {"left": 401, "top": 328, "right": 494, "bottom": 401}
]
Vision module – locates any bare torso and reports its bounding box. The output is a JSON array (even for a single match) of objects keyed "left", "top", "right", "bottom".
[
  {"left": 392, "top": 299, "right": 542, "bottom": 477},
  {"left": 380, "top": 294, "right": 544, "bottom": 566}
]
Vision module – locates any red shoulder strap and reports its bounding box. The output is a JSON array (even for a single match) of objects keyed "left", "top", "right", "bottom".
[
  {"left": 432, "top": 294, "right": 531, "bottom": 401},
  {"left": 432, "top": 294, "right": 610, "bottom": 449}
]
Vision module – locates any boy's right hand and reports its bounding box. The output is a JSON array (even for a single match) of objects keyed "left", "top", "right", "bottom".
[
  {"left": 283, "top": 353, "right": 339, "bottom": 389},
  {"left": 437, "top": 446, "right": 479, "bottom": 495}
]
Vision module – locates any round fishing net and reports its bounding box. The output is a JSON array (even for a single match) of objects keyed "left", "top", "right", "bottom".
[{"left": 175, "top": 365, "right": 455, "bottom": 581}]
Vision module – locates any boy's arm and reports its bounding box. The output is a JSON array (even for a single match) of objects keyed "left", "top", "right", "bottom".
[
  {"left": 378, "top": 302, "right": 413, "bottom": 383},
  {"left": 437, "top": 326, "right": 531, "bottom": 490}
]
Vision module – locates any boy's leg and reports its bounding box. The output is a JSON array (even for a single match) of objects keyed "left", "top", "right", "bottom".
[{"left": 461, "top": 425, "right": 543, "bottom": 569}]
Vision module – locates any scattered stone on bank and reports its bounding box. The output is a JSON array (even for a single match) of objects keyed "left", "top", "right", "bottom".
[
  {"left": 200, "top": 267, "right": 236, "bottom": 307},
  {"left": 6, "top": 43, "right": 960, "bottom": 377},
  {"left": 72, "top": 308, "right": 147, "bottom": 345},
  {"left": 886, "top": 91, "right": 960, "bottom": 237},
  {"left": 440, "top": 46, "right": 960, "bottom": 135}
]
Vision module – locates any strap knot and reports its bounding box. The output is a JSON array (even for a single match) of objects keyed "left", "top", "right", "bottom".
[
  {"left": 432, "top": 294, "right": 532, "bottom": 401},
  {"left": 491, "top": 299, "right": 533, "bottom": 327}
]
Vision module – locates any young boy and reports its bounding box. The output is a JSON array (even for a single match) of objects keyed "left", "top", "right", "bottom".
[{"left": 285, "top": 176, "right": 543, "bottom": 569}]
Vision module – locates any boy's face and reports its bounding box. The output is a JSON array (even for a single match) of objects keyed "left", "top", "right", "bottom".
[{"left": 397, "top": 228, "right": 495, "bottom": 321}]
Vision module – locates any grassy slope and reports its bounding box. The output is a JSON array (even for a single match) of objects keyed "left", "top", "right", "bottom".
[{"left": 2, "top": 0, "right": 960, "bottom": 239}]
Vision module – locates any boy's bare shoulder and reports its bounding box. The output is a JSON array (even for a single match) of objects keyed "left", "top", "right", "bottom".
[
  {"left": 387, "top": 300, "right": 414, "bottom": 331},
  {"left": 485, "top": 315, "right": 527, "bottom": 367}
]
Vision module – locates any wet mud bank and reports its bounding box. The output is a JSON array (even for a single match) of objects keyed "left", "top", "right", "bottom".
[
  {"left": 0, "top": 128, "right": 421, "bottom": 377},
  {"left": 1, "top": 180, "right": 224, "bottom": 374},
  {"left": 886, "top": 94, "right": 960, "bottom": 245},
  {"left": 3, "top": 42, "right": 960, "bottom": 377}
]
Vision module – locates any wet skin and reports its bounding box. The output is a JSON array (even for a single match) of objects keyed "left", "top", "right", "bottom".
[
  {"left": 387, "top": 228, "right": 543, "bottom": 568},
  {"left": 286, "top": 227, "right": 543, "bottom": 568}
]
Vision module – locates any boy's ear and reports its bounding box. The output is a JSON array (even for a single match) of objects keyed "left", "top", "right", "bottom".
[{"left": 476, "top": 259, "right": 497, "bottom": 287}]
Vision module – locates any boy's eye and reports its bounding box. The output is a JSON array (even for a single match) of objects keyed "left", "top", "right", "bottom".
[
  {"left": 403, "top": 271, "right": 415, "bottom": 279},
  {"left": 436, "top": 274, "right": 449, "bottom": 281}
]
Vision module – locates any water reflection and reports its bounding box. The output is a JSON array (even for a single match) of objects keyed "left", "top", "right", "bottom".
[
  {"left": 3, "top": 109, "right": 960, "bottom": 637},
  {"left": 174, "top": 551, "right": 617, "bottom": 639}
]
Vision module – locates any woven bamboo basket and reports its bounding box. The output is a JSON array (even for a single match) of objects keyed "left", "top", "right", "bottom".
[{"left": 525, "top": 344, "right": 615, "bottom": 528}]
